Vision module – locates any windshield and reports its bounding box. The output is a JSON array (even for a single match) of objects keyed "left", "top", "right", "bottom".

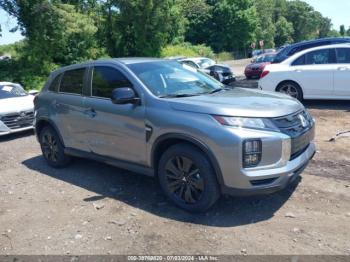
[
  {"left": 197, "top": 58, "right": 216, "bottom": 68},
  {"left": 128, "top": 61, "right": 224, "bottom": 97},
  {"left": 255, "top": 54, "right": 276, "bottom": 63},
  {"left": 0, "top": 84, "right": 27, "bottom": 99}
]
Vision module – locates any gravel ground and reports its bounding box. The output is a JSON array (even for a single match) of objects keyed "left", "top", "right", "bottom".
[{"left": 0, "top": 60, "right": 350, "bottom": 255}]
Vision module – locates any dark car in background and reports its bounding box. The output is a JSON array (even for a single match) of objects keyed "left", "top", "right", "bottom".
[
  {"left": 179, "top": 57, "right": 236, "bottom": 85},
  {"left": 245, "top": 53, "right": 276, "bottom": 79},
  {"left": 273, "top": 37, "right": 350, "bottom": 63}
]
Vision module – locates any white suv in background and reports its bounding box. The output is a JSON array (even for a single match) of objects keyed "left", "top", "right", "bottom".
[
  {"left": 259, "top": 44, "right": 350, "bottom": 100},
  {"left": 0, "top": 82, "right": 36, "bottom": 136}
]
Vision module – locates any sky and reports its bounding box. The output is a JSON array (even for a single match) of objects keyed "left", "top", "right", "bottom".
[{"left": 0, "top": 0, "right": 349, "bottom": 45}]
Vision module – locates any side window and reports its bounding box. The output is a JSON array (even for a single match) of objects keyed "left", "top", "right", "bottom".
[
  {"left": 292, "top": 55, "right": 305, "bottom": 66},
  {"left": 48, "top": 74, "right": 62, "bottom": 92},
  {"left": 92, "top": 66, "right": 132, "bottom": 98},
  {"left": 60, "top": 68, "right": 85, "bottom": 95},
  {"left": 305, "top": 49, "right": 331, "bottom": 65},
  {"left": 336, "top": 48, "right": 350, "bottom": 63}
]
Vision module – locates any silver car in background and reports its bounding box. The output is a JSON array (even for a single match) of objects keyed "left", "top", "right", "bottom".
[{"left": 34, "top": 58, "right": 316, "bottom": 212}]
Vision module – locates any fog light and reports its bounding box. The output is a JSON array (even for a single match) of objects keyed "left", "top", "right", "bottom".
[{"left": 243, "top": 139, "right": 262, "bottom": 168}]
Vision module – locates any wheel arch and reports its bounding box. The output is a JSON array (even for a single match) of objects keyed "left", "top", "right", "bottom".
[
  {"left": 151, "top": 133, "right": 224, "bottom": 186},
  {"left": 35, "top": 118, "right": 65, "bottom": 147}
]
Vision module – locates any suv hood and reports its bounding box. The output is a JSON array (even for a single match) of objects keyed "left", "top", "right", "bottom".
[
  {"left": 0, "top": 95, "right": 34, "bottom": 115},
  {"left": 167, "top": 88, "right": 303, "bottom": 118}
]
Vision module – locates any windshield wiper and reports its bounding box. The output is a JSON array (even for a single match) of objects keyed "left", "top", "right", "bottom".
[
  {"left": 208, "top": 87, "right": 230, "bottom": 94},
  {"left": 159, "top": 93, "right": 200, "bottom": 98}
]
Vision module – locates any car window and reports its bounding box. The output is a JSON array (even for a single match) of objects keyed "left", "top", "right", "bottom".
[
  {"left": 60, "top": 68, "right": 85, "bottom": 95},
  {"left": 197, "top": 58, "right": 215, "bottom": 68},
  {"left": 292, "top": 55, "right": 306, "bottom": 66},
  {"left": 336, "top": 48, "right": 350, "bottom": 63},
  {"left": 182, "top": 61, "right": 198, "bottom": 69},
  {"left": 92, "top": 66, "right": 132, "bottom": 98},
  {"left": 48, "top": 74, "right": 62, "bottom": 92},
  {"left": 305, "top": 49, "right": 331, "bottom": 65},
  {"left": 0, "top": 84, "right": 27, "bottom": 99}
]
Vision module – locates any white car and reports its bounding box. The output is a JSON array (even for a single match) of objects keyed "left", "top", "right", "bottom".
[
  {"left": 0, "top": 82, "right": 36, "bottom": 136},
  {"left": 259, "top": 44, "right": 350, "bottom": 100}
]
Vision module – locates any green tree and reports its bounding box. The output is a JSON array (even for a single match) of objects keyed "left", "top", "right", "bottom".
[
  {"left": 274, "top": 16, "right": 294, "bottom": 46},
  {"left": 208, "top": 0, "right": 257, "bottom": 52},
  {"left": 316, "top": 13, "right": 332, "bottom": 38},
  {"left": 340, "top": 25, "right": 345, "bottom": 37},
  {"left": 285, "top": 0, "right": 319, "bottom": 42},
  {"left": 181, "top": 0, "right": 212, "bottom": 45},
  {"left": 347, "top": 27, "right": 350, "bottom": 36},
  {"left": 254, "top": 0, "right": 276, "bottom": 48},
  {"left": 327, "top": 29, "right": 341, "bottom": 37},
  {"left": 111, "top": 0, "right": 185, "bottom": 57}
]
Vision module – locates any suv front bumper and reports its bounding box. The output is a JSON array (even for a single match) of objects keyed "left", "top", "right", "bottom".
[
  {"left": 0, "top": 120, "right": 34, "bottom": 136},
  {"left": 221, "top": 142, "right": 316, "bottom": 196}
]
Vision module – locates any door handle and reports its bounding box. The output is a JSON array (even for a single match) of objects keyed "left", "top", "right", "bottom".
[
  {"left": 85, "top": 108, "right": 97, "bottom": 118},
  {"left": 337, "top": 67, "right": 348, "bottom": 71},
  {"left": 294, "top": 69, "right": 302, "bottom": 73}
]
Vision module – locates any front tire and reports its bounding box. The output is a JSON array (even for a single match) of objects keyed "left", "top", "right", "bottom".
[
  {"left": 39, "top": 126, "right": 71, "bottom": 168},
  {"left": 158, "top": 143, "right": 220, "bottom": 212},
  {"left": 277, "top": 81, "right": 303, "bottom": 101}
]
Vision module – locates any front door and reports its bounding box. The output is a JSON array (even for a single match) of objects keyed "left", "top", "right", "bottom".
[
  {"left": 292, "top": 48, "right": 335, "bottom": 98},
  {"left": 83, "top": 65, "right": 147, "bottom": 165},
  {"left": 334, "top": 48, "right": 350, "bottom": 97}
]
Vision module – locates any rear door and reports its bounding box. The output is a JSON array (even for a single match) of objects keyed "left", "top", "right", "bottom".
[
  {"left": 83, "top": 64, "right": 147, "bottom": 165},
  {"left": 291, "top": 48, "right": 336, "bottom": 98},
  {"left": 334, "top": 48, "right": 350, "bottom": 97},
  {"left": 54, "top": 67, "right": 90, "bottom": 151}
]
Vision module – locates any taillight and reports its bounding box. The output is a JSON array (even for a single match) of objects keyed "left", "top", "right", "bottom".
[{"left": 260, "top": 70, "right": 270, "bottom": 78}]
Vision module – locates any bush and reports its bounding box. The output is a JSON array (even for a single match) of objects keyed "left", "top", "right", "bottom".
[
  {"left": 161, "top": 42, "right": 215, "bottom": 59},
  {"left": 216, "top": 51, "right": 234, "bottom": 61}
]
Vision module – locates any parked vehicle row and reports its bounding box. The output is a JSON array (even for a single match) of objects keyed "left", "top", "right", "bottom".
[
  {"left": 171, "top": 57, "right": 236, "bottom": 85},
  {"left": 34, "top": 58, "right": 316, "bottom": 212},
  {"left": 259, "top": 44, "right": 350, "bottom": 100}
]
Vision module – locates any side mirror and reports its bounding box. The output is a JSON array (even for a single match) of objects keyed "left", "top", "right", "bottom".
[
  {"left": 28, "top": 90, "right": 39, "bottom": 96},
  {"left": 111, "top": 87, "right": 140, "bottom": 105}
]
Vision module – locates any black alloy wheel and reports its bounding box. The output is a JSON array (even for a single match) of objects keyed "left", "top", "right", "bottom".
[
  {"left": 164, "top": 156, "right": 204, "bottom": 204},
  {"left": 39, "top": 126, "right": 71, "bottom": 168},
  {"left": 158, "top": 143, "right": 220, "bottom": 212},
  {"left": 41, "top": 131, "right": 59, "bottom": 163}
]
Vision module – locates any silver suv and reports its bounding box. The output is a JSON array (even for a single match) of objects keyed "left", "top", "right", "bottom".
[{"left": 34, "top": 58, "right": 316, "bottom": 212}]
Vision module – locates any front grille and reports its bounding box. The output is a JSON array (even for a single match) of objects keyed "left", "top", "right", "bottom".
[
  {"left": 272, "top": 110, "right": 315, "bottom": 160},
  {"left": 1, "top": 111, "right": 34, "bottom": 130}
]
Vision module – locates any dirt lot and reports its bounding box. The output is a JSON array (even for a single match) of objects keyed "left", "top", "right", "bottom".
[{"left": 1, "top": 61, "right": 350, "bottom": 255}]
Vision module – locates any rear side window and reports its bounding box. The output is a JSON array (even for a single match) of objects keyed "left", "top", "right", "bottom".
[
  {"left": 305, "top": 49, "right": 332, "bottom": 65},
  {"left": 92, "top": 66, "right": 132, "bottom": 98},
  {"left": 336, "top": 48, "right": 350, "bottom": 63},
  {"left": 48, "top": 74, "right": 62, "bottom": 92},
  {"left": 60, "top": 68, "right": 85, "bottom": 95}
]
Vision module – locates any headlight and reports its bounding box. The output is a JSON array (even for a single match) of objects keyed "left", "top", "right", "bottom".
[{"left": 213, "top": 115, "right": 279, "bottom": 131}]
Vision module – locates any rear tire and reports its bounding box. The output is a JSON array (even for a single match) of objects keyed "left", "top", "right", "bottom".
[
  {"left": 39, "top": 126, "right": 71, "bottom": 168},
  {"left": 277, "top": 81, "right": 303, "bottom": 101},
  {"left": 158, "top": 143, "right": 220, "bottom": 212}
]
